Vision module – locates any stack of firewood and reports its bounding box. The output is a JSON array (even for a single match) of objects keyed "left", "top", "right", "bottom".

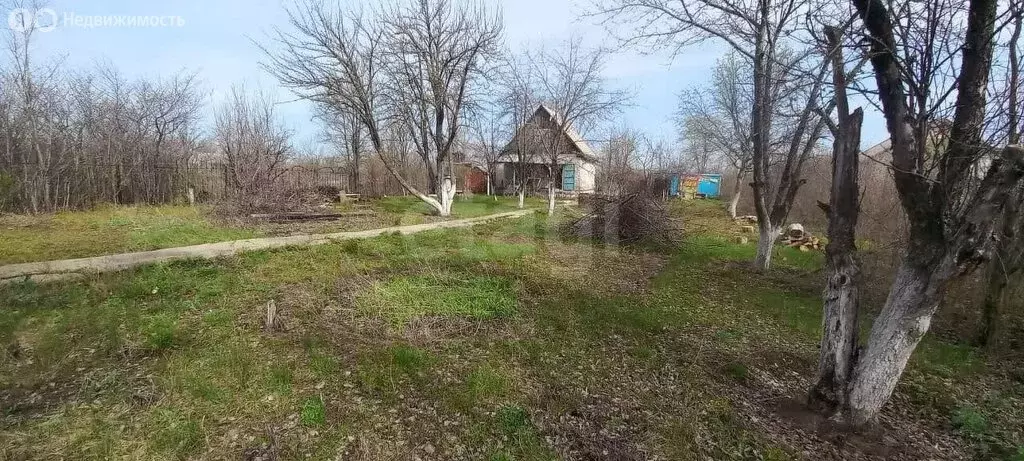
[{"left": 779, "top": 223, "right": 823, "bottom": 251}]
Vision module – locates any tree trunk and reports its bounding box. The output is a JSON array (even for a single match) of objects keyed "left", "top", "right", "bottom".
[
  {"left": 810, "top": 27, "right": 864, "bottom": 416},
  {"left": 728, "top": 172, "right": 743, "bottom": 219},
  {"left": 748, "top": 2, "right": 776, "bottom": 271},
  {"left": 518, "top": 189, "right": 525, "bottom": 209},
  {"left": 977, "top": 267, "right": 1007, "bottom": 347},
  {"left": 547, "top": 180, "right": 556, "bottom": 215},
  {"left": 753, "top": 225, "right": 779, "bottom": 271},
  {"left": 846, "top": 262, "right": 941, "bottom": 425},
  {"left": 437, "top": 175, "right": 455, "bottom": 217}
]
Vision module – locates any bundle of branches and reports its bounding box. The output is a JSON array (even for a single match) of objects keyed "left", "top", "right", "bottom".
[
  {"left": 563, "top": 193, "right": 682, "bottom": 246},
  {"left": 215, "top": 184, "right": 324, "bottom": 219}
]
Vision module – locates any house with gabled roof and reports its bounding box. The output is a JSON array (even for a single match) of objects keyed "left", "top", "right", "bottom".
[{"left": 494, "top": 104, "right": 598, "bottom": 195}]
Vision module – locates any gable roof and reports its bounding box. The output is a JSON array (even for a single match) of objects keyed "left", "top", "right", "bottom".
[
  {"left": 861, "top": 139, "right": 892, "bottom": 160},
  {"left": 500, "top": 104, "right": 599, "bottom": 163}
]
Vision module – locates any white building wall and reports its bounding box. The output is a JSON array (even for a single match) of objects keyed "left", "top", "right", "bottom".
[{"left": 573, "top": 158, "right": 597, "bottom": 192}]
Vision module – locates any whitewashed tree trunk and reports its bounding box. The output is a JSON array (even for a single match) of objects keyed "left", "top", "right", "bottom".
[
  {"left": 547, "top": 181, "right": 556, "bottom": 215},
  {"left": 727, "top": 188, "right": 741, "bottom": 219},
  {"left": 846, "top": 263, "right": 940, "bottom": 425},
  {"left": 727, "top": 170, "right": 744, "bottom": 219},
  {"left": 753, "top": 225, "right": 779, "bottom": 271},
  {"left": 518, "top": 189, "right": 525, "bottom": 209},
  {"left": 438, "top": 176, "right": 455, "bottom": 217}
]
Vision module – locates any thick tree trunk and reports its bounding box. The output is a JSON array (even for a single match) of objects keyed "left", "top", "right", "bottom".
[
  {"left": 437, "top": 176, "right": 455, "bottom": 217},
  {"left": 846, "top": 262, "right": 941, "bottom": 425},
  {"left": 753, "top": 225, "right": 779, "bottom": 271},
  {"left": 977, "top": 267, "right": 1006, "bottom": 347},
  {"left": 811, "top": 247, "right": 861, "bottom": 414},
  {"left": 810, "top": 113, "right": 863, "bottom": 415}
]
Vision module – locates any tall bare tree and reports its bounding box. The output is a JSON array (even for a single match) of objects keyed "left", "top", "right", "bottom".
[
  {"left": 317, "top": 107, "right": 364, "bottom": 195},
  {"left": 496, "top": 48, "right": 543, "bottom": 208},
  {"left": 529, "top": 38, "right": 628, "bottom": 215},
  {"left": 676, "top": 53, "right": 755, "bottom": 218},
  {"left": 382, "top": 0, "right": 502, "bottom": 214},
  {"left": 261, "top": 0, "right": 501, "bottom": 217},
  {"left": 467, "top": 97, "right": 507, "bottom": 195},
  {"left": 215, "top": 87, "right": 291, "bottom": 212},
  {"left": 977, "top": 1, "right": 1024, "bottom": 347},
  {"left": 808, "top": 24, "right": 864, "bottom": 417}
]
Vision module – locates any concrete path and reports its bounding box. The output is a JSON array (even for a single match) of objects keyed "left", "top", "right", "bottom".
[{"left": 0, "top": 209, "right": 534, "bottom": 285}]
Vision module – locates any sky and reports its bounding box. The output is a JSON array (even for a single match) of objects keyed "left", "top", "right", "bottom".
[{"left": 8, "top": 0, "right": 889, "bottom": 152}]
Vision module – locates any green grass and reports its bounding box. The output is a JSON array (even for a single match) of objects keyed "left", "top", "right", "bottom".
[
  {"left": 0, "top": 205, "right": 257, "bottom": 264},
  {"left": 300, "top": 396, "right": 327, "bottom": 426},
  {"left": 1, "top": 199, "right": 1022, "bottom": 459},
  {"left": 357, "top": 274, "right": 518, "bottom": 324}
]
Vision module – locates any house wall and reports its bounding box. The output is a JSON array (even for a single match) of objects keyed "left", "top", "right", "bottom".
[
  {"left": 573, "top": 158, "right": 596, "bottom": 192},
  {"left": 497, "top": 159, "right": 597, "bottom": 193}
]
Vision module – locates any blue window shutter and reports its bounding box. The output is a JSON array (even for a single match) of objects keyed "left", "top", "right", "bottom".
[{"left": 562, "top": 164, "right": 576, "bottom": 191}]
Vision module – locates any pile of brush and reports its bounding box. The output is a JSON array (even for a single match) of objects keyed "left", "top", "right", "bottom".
[{"left": 563, "top": 193, "right": 682, "bottom": 246}]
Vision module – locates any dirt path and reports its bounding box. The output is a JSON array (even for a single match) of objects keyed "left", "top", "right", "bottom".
[{"left": 0, "top": 210, "right": 534, "bottom": 285}]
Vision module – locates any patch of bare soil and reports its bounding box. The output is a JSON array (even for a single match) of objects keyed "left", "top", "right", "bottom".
[
  {"left": 0, "top": 353, "right": 156, "bottom": 422},
  {"left": 704, "top": 340, "right": 968, "bottom": 460}
]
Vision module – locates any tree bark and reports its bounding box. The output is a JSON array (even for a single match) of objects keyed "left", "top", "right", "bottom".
[
  {"left": 748, "top": 0, "right": 777, "bottom": 271},
  {"left": 977, "top": 267, "right": 1007, "bottom": 347},
  {"left": 846, "top": 262, "right": 942, "bottom": 425},
  {"left": 978, "top": 183, "right": 1023, "bottom": 346},
  {"left": 754, "top": 225, "right": 779, "bottom": 271},
  {"left": 727, "top": 171, "right": 743, "bottom": 219},
  {"left": 810, "top": 25, "right": 864, "bottom": 416},
  {"left": 437, "top": 175, "right": 455, "bottom": 217},
  {"left": 811, "top": 118, "right": 863, "bottom": 412},
  {"left": 838, "top": 0, "right": 1023, "bottom": 427}
]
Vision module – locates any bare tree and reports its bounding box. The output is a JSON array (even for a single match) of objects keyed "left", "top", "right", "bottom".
[
  {"left": 317, "top": 107, "right": 364, "bottom": 195},
  {"left": 496, "top": 48, "right": 543, "bottom": 208},
  {"left": 592, "top": 0, "right": 832, "bottom": 270},
  {"left": 809, "top": 0, "right": 1024, "bottom": 425},
  {"left": 808, "top": 24, "right": 864, "bottom": 417},
  {"left": 676, "top": 53, "right": 755, "bottom": 218},
  {"left": 467, "top": 97, "right": 507, "bottom": 195},
  {"left": 1, "top": 3, "right": 205, "bottom": 212},
  {"left": 260, "top": 0, "right": 501, "bottom": 217},
  {"left": 600, "top": 125, "right": 642, "bottom": 195},
  {"left": 530, "top": 38, "right": 629, "bottom": 215},
  {"left": 215, "top": 87, "right": 291, "bottom": 212}
]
